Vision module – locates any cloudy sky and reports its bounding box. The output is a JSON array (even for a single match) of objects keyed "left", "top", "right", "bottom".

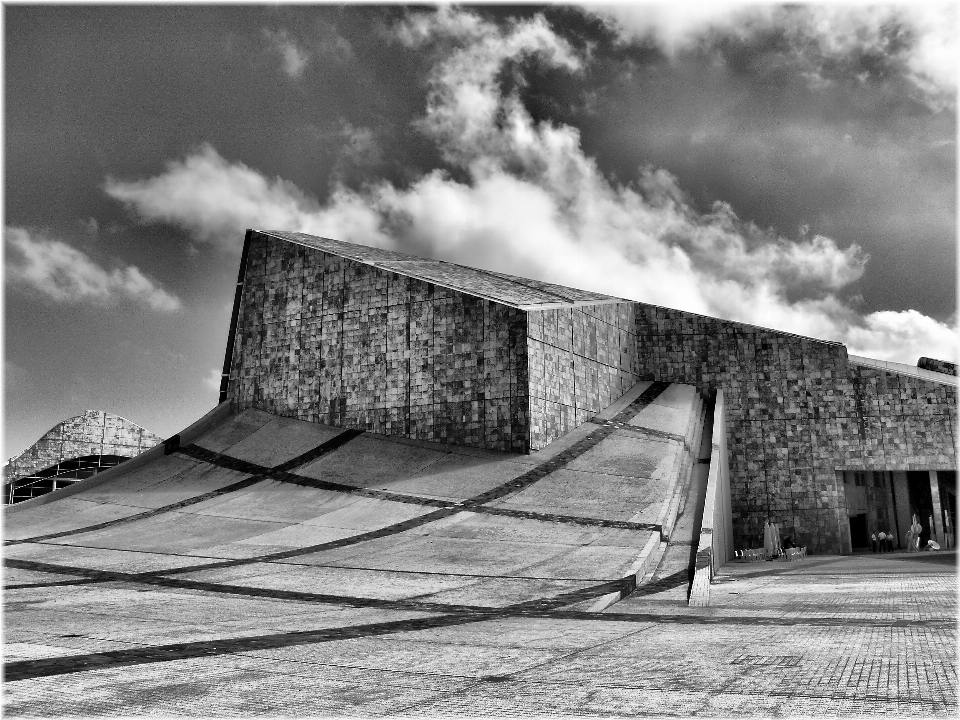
[{"left": 4, "top": 3, "right": 957, "bottom": 457}]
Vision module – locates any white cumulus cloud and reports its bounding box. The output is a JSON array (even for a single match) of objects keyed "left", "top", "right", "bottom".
[
  {"left": 844, "top": 310, "right": 960, "bottom": 366},
  {"left": 589, "top": 3, "right": 958, "bottom": 108},
  {"left": 5, "top": 226, "right": 182, "bottom": 312},
  {"left": 104, "top": 146, "right": 324, "bottom": 251},
  {"left": 102, "top": 8, "right": 957, "bottom": 364}
]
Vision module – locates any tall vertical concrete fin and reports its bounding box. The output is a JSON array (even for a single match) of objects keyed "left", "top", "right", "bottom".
[
  {"left": 224, "top": 230, "right": 640, "bottom": 453},
  {"left": 689, "top": 390, "right": 732, "bottom": 607}
]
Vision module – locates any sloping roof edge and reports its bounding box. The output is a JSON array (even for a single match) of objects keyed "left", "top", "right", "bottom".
[{"left": 258, "top": 230, "right": 627, "bottom": 310}]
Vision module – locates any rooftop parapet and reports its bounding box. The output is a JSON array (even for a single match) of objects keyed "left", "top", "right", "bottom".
[{"left": 917, "top": 356, "right": 958, "bottom": 377}]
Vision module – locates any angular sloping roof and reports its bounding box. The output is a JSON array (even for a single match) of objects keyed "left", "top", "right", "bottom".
[{"left": 260, "top": 230, "right": 622, "bottom": 309}]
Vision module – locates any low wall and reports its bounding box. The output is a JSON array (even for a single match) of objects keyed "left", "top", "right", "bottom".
[{"left": 689, "top": 390, "right": 732, "bottom": 606}]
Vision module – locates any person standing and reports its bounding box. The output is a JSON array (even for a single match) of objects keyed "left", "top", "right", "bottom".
[
  {"left": 886, "top": 531, "right": 894, "bottom": 553},
  {"left": 877, "top": 530, "right": 886, "bottom": 553},
  {"left": 871, "top": 531, "right": 877, "bottom": 553}
]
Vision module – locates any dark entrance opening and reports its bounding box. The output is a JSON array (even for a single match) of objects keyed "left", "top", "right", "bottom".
[
  {"left": 907, "top": 471, "right": 934, "bottom": 547},
  {"left": 849, "top": 513, "right": 870, "bottom": 549}
]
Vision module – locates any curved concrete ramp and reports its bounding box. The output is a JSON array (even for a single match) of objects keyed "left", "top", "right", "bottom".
[{"left": 5, "top": 380, "right": 708, "bottom": 680}]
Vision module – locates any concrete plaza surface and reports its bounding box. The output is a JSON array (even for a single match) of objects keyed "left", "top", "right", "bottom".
[
  {"left": 3, "top": 393, "right": 956, "bottom": 717},
  {"left": 4, "top": 550, "right": 956, "bottom": 717}
]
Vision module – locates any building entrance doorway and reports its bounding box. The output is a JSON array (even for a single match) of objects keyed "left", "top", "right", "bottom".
[
  {"left": 849, "top": 513, "right": 870, "bottom": 549},
  {"left": 907, "top": 471, "right": 934, "bottom": 547}
]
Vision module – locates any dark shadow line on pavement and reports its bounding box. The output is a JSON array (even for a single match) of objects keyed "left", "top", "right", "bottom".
[{"left": 3, "top": 575, "right": 636, "bottom": 682}]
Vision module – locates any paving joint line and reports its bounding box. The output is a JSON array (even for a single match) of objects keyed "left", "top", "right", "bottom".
[
  {"left": 4, "top": 553, "right": 618, "bottom": 589},
  {"left": 3, "top": 575, "right": 638, "bottom": 682},
  {"left": 3, "top": 557, "right": 630, "bottom": 617}
]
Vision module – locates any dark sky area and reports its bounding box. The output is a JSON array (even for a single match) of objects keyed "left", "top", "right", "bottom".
[{"left": 4, "top": 4, "right": 956, "bottom": 457}]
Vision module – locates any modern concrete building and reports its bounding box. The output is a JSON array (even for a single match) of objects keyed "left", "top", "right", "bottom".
[
  {"left": 2, "top": 410, "right": 162, "bottom": 504},
  {"left": 5, "top": 230, "right": 956, "bottom": 714},
  {"left": 219, "top": 230, "right": 957, "bottom": 555}
]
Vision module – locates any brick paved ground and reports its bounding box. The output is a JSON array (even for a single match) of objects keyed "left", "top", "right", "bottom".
[{"left": 5, "top": 550, "right": 955, "bottom": 717}]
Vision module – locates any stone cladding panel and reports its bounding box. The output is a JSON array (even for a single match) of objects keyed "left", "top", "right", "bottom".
[
  {"left": 634, "top": 303, "right": 957, "bottom": 554},
  {"left": 526, "top": 303, "right": 640, "bottom": 450},
  {"left": 227, "top": 233, "right": 530, "bottom": 452}
]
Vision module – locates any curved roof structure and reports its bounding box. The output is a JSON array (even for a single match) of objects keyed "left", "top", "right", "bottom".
[{"left": 3, "top": 410, "right": 162, "bottom": 489}]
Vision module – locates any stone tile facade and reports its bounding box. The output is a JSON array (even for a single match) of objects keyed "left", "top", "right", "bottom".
[
  {"left": 228, "top": 233, "right": 528, "bottom": 452},
  {"left": 526, "top": 303, "right": 640, "bottom": 450},
  {"left": 226, "top": 232, "right": 640, "bottom": 453},
  {"left": 3, "top": 410, "right": 162, "bottom": 485},
  {"left": 634, "top": 304, "right": 957, "bottom": 554}
]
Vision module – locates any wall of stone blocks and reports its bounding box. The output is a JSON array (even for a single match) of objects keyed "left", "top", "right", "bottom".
[
  {"left": 850, "top": 366, "right": 958, "bottom": 469},
  {"left": 227, "top": 233, "right": 533, "bottom": 452},
  {"left": 526, "top": 303, "right": 640, "bottom": 450},
  {"left": 633, "top": 303, "right": 957, "bottom": 554},
  {"left": 3, "top": 410, "right": 162, "bottom": 485}
]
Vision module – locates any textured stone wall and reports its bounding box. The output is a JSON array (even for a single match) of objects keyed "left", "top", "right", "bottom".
[
  {"left": 634, "top": 303, "right": 957, "bottom": 554},
  {"left": 850, "top": 366, "right": 957, "bottom": 468},
  {"left": 227, "top": 233, "right": 532, "bottom": 452},
  {"left": 3, "top": 411, "right": 162, "bottom": 485},
  {"left": 227, "top": 233, "right": 641, "bottom": 453},
  {"left": 526, "top": 303, "right": 640, "bottom": 450}
]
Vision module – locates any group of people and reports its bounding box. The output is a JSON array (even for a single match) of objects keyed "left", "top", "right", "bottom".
[{"left": 870, "top": 530, "right": 895, "bottom": 553}]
